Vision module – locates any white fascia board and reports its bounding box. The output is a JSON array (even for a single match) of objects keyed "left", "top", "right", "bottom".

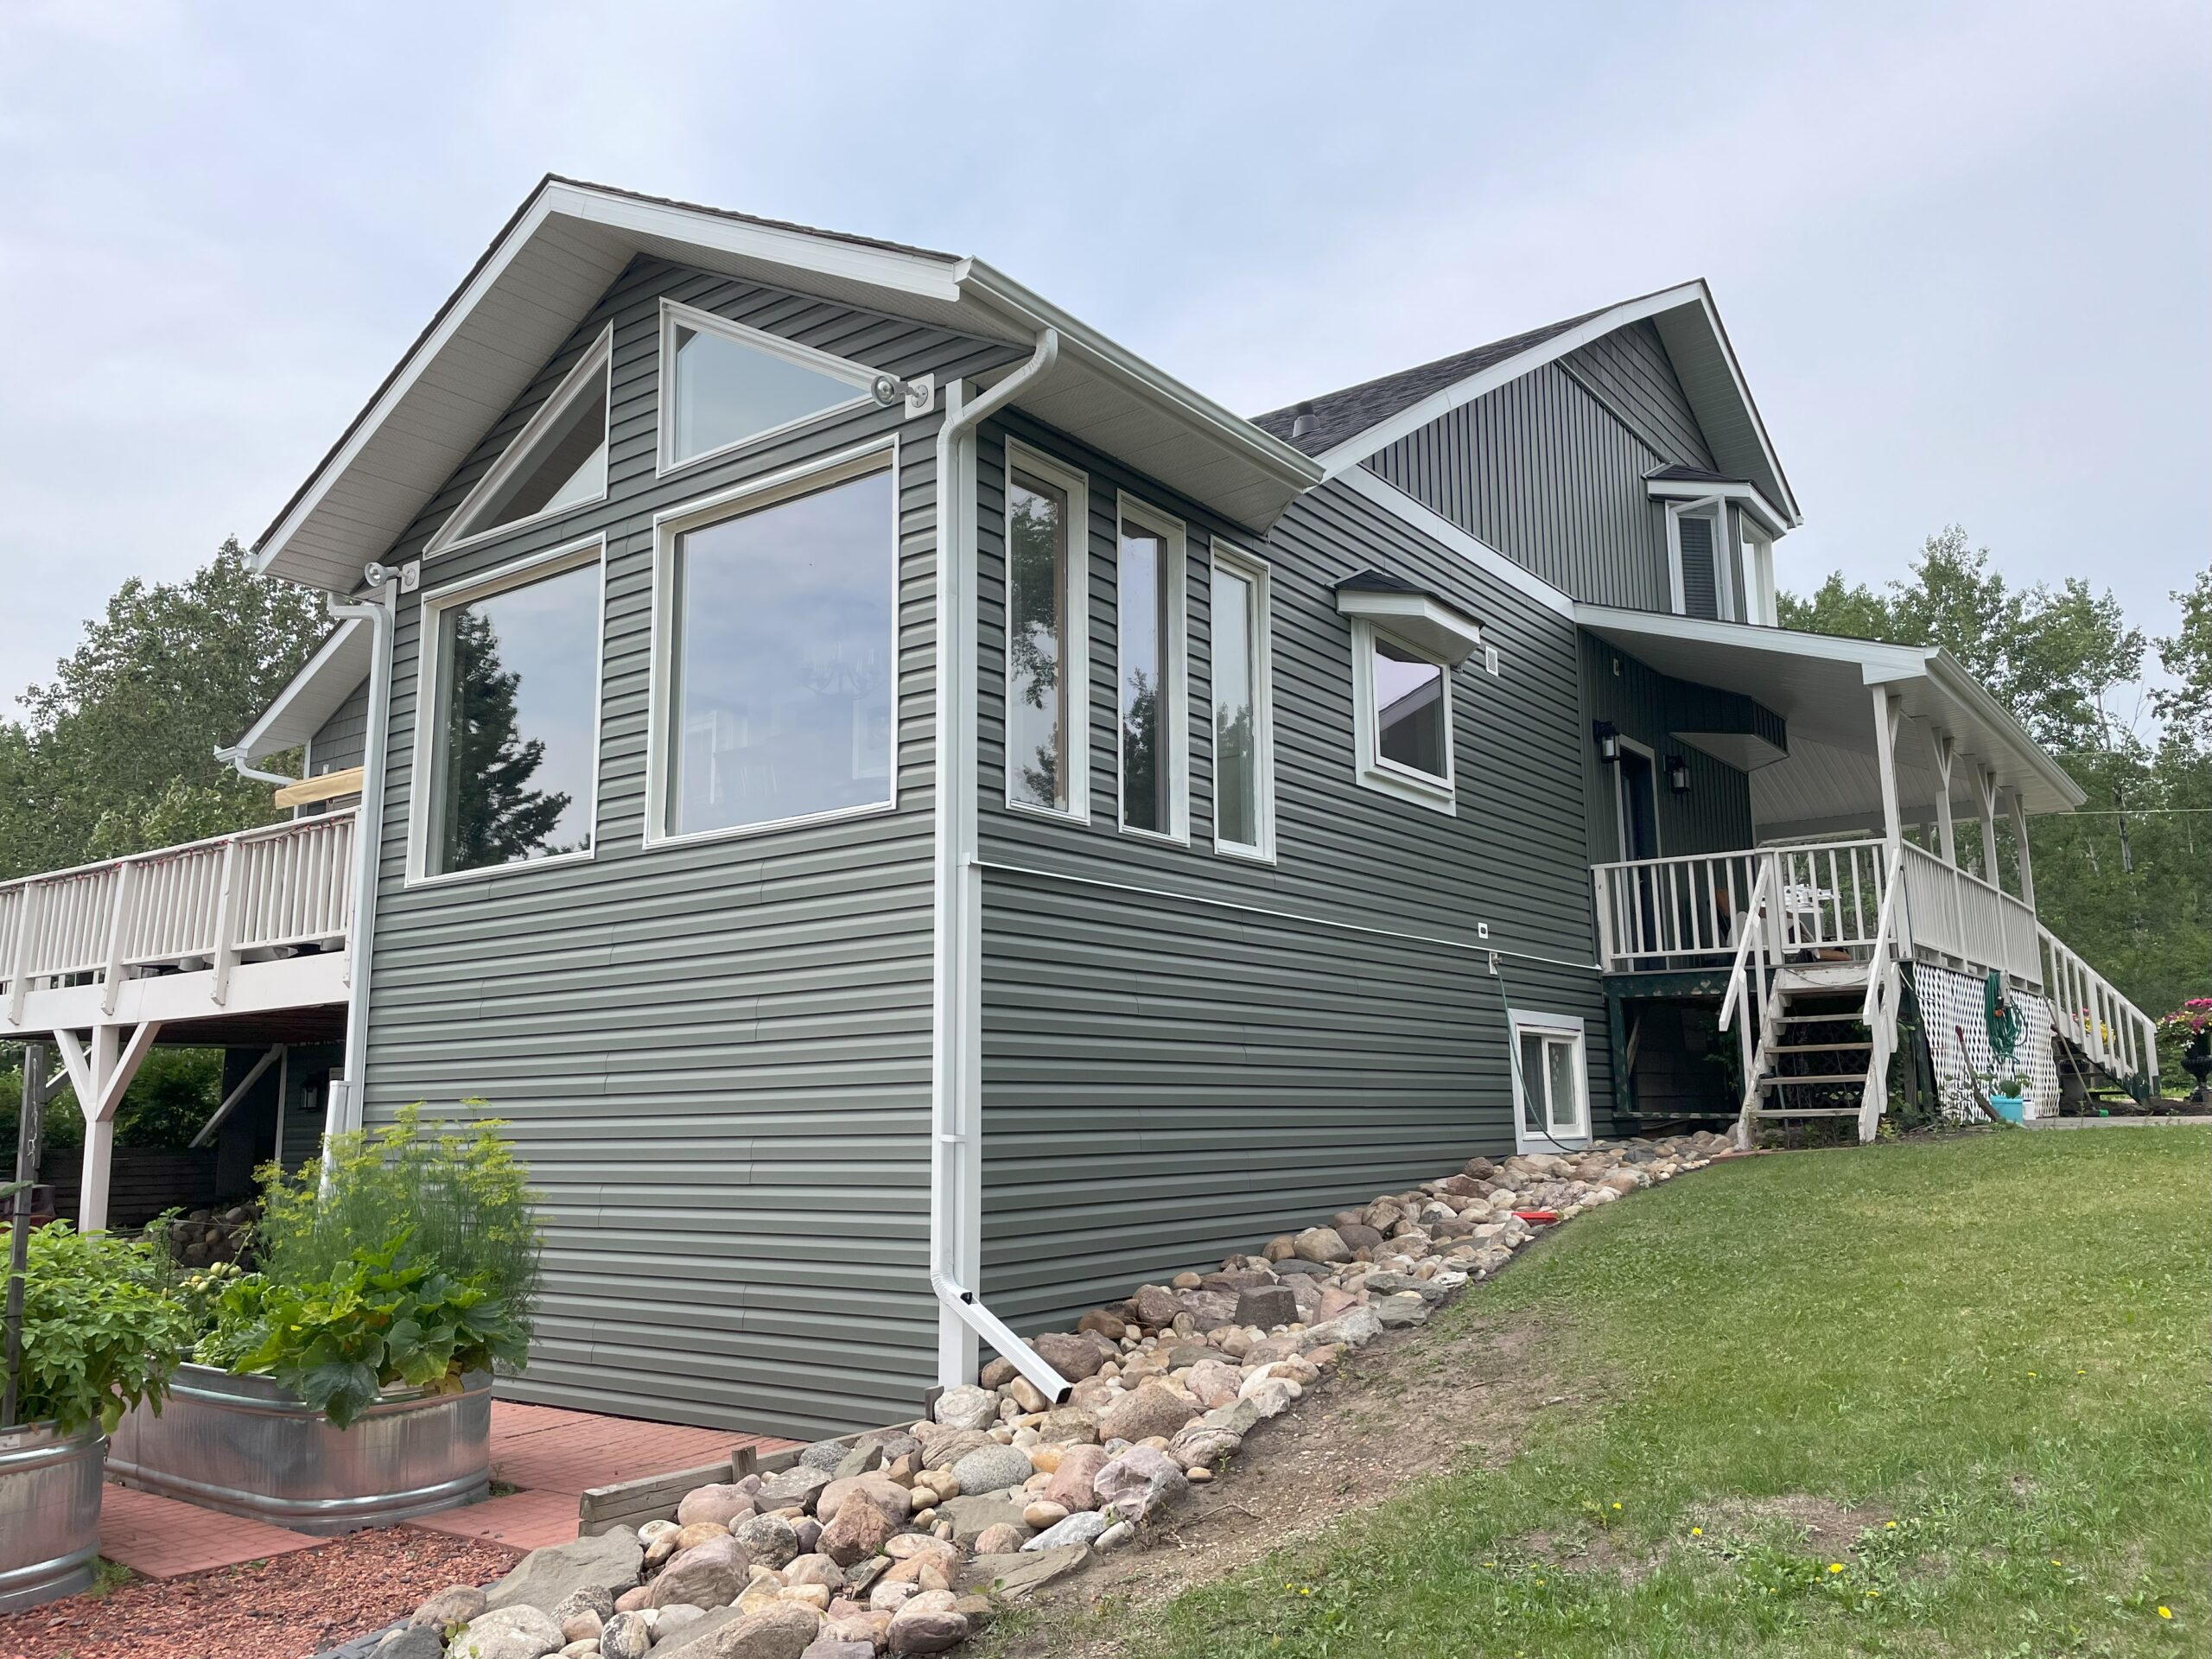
[
  {"left": 254, "top": 180, "right": 968, "bottom": 582},
  {"left": 1338, "top": 467, "right": 1574, "bottom": 618},
  {"left": 1646, "top": 476, "right": 1789, "bottom": 537},
  {"left": 957, "top": 258, "right": 1325, "bottom": 497},
  {"left": 230, "top": 618, "right": 372, "bottom": 760},
  {"left": 1313, "top": 281, "right": 1712, "bottom": 478},
  {"left": 1577, "top": 602, "right": 1933, "bottom": 679},
  {"left": 1923, "top": 652, "right": 2086, "bottom": 810},
  {"left": 1653, "top": 294, "right": 1803, "bottom": 527}
]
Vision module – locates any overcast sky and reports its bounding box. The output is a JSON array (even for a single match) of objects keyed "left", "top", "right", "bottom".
[{"left": 3, "top": 0, "right": 2204, "bottom": 717}]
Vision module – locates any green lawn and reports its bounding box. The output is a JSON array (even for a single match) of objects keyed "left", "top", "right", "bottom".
[{"left": 1126, "top": 1129, "right": 2210, "bottom": 1657}]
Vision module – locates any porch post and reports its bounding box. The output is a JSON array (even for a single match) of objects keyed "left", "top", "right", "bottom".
[
  {"left": 2008, "top": 790, "right": 2037, "bottom": 906},
  {"left": 1871, "top": 686, "right": 1903, "bottom": 849},
  {"left": 1925, "top": 726, "right": 1957, "bottom": 865},
  {"left": 53, "top": 1022, "right": 160, "bottom": 1231},
  {"left": 1975, "top": 766, "right": 2001, "bottom": 882}
]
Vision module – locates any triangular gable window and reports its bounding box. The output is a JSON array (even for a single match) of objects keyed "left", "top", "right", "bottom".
[
  {"left": 660, "top": 299, "right": 877, "bottom": 470},
  {"left": 430, "top": 326, "right": 612, "bottom": 554}
]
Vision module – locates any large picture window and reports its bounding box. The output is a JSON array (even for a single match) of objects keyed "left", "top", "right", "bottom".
[
  {"left": 1209, "top": 543, "right": 1273, "bottom": 860},
  {"left": 1116, "top": 498, "right": 1188, "bottom": 842},
  {"left": 415, "top": 543, "right": 603, "bottom": 880},
  {"left": 1003, "top": 442, "right": 1088, "bottom": 817},
  {"left": 652, "top": 454, "right": 897, "bottom": 842}
]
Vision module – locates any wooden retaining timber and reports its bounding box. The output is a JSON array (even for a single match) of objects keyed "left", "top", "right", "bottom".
[{"left": 575, "top": 1422, "right": 901, "bottom": 1535}]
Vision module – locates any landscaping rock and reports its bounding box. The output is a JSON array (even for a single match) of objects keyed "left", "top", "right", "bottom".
[
  {"left": 757, "top": 1465, "right": 834, "bottom": 1512},
  {"left": 947, "top": 1443, "right": 1032, "bottom": 1497},
  {"left": 731, "top": 1513, "right": 800, "bottom": 1569},
  {"left": 600, "top": 1611, "right": 654, "bottom": 1659},
  {"left": 1301, "top": 1306, "right": 1383, "bottom": 1349},
  {"left": 1092, "top": 1446, "right": 1189, "bottom": 1524},
  {"left": 1291, "top": 1226, "right": 1352, "bottom": 1264},
  {"left": 712, "top": 1604, "right": 822, "bottom": 1659},
  {"left": 971, "top": 1522, "right": 1028, "bottom": 1554},
  {"left": 1230, "top": 1284, "right": 1297, "bottom": 1329},
  {"left": 1033, "top": 1406, "right": 1099, "bottom": 1444},
  {"left": 1041, "top": 1443, "right": 1110, "bottom": 1510},
  {"left": 650, "top": 1535, "right": 747, "bottom": 1610},
  {"left": 1030, "top": 1329, "right": 1117, "bottom": 1379},
  {"left": 818, "top": 1490, "right": 895, "bottom": 1567},
  {"left": 678, "top": 1484, "right": 758, "bottom": 1529},
  {"left": 486, "top": 1529, "right": 645, "bottom": 1615},
  {"left": 377, "top": 1630, "right": 447, "bottom": 1659},
  {"left": 1022, "top": 1508, "right": 1114, "bottom": 1550},
  {"left": 931, "top": 1385, "right": 998, "bottom": 1431},
  {"left": 413, "top": 1585, "right": 490, "bottom": 1629},
  {"left": 450, "top": 1606, "right": 567, "bottom": 1659},
  {"left": 1097, "top": 1379, "right": 1199, "bottom": 1444},
  {"left": 934, "top": 1494, "right": 1030, "bottom": 1547},
  {"left": 887, "top": 1591, "right": 968, "bottom": 1655},
  {"left": 817, "top": 1471, "right": 911, "bottom": 1524}
]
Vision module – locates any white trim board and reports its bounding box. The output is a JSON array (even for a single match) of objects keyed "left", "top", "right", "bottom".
[
  {"left": 999, "top": 437, "right": 1092, "bottom": 825},
  {"left": 1335, "top": 467, "right": 1573, "bottom": 619},
  {"left": 1207, "top": 538, "right": 1277, "bottom": 862},
  {"left": 1507, "top": 1008, "right": 1592, "bottom": 1149},
  {"left": 424, "top": 323, "right": 613, "bottom": 559},
  {"left": 1647, "top": 475, "right": 1788, "bottom": 538}
]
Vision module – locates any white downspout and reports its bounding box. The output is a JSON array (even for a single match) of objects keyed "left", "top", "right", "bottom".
[
  {"left": 928, "top": 328, "right": 1073, "bottom": 1405},
  {"left": 215, "top": 749, "right": 297, "bottom": 789},
  {"left": 323, "top": 566, "right": 396, "bottom": 1138}
]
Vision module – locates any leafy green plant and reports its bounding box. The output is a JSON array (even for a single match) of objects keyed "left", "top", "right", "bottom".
[
  {"left": 196, "top": 1231, "right": 528, "bottom": 1428},
  {"left": 3, "top": 1223, "right": 194, "bottom": 1436}
]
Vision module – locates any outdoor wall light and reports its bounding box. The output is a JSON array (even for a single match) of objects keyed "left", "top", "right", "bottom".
[
  {"left": 1592, "top": 721, "right": 1620, "bottom": 763},
  {"left": 1667, "top": 753, "right": 1691, "bottom": 794}
]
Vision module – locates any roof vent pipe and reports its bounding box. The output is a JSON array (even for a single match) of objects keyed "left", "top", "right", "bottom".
[{"left": 1290, "top": 401, "right": 1316, "bottom": 441}]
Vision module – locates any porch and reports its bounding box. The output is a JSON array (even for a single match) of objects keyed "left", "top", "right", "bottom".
[
  {"left": 1578, "top": 607, "right": 2160, "bottom": 1140},
  {"left": 1, "top": 810, "right": 357, "bottom": 1230}
]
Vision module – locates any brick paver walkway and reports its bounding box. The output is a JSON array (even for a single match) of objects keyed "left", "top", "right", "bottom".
[{"left": 100, "top": 1398, "right": 799, "bottom": 1575}]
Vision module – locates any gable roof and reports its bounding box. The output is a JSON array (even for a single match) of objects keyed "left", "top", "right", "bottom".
[
  {"left": 254, "top": 176, "right": 1322, "bottom": 591},
  {"left": 226, "top": 618, "right": 372, "bottom": 764},
  {"left": 1254, "top": 280, "right": 1802, "bottom": 527}
]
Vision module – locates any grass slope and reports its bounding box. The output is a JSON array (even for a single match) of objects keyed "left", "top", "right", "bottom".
[{"left": 1121, "top": 1131, "right": 2209, "bottom": 1657}]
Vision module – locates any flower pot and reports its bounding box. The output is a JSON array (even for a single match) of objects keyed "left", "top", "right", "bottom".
[
  {"left": 105, "top": 1364, "right": 489, "bottom": 1535},
  {"left": 2183, "top": 1036, "right": 2211, "bottom": 1106},
  {"left": 0, "top": 1421, "right": 104, "bottom": 1611},
  {"left": 1986, "top": 1091, "right": 2026, "bottom": 1125}
]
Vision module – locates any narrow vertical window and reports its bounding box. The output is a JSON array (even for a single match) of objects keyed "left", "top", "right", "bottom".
[
  {"left": 1210, "top": 544, "right": 1273, "bottom": 859},
  {"left": 1118, "top": 524, "right": 1168, "bottom": 834},
  {"left": 1511, "top": 1014, "right": 1590, "bottom": 1147},
  {"left": 1007, "top": 474, "right": 1069, "bottom": 811}
]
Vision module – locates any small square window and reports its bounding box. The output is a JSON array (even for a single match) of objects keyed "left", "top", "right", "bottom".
[
  {"left": 1350, "top": 620, "right": 1455, "bottom": 812},
  {"left": 1510, "top": 1014, "right": 1590, "bottom": 1147}
]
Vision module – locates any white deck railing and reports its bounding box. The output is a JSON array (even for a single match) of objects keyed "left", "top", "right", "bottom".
[
  {"left": 2040, "top": 925, "right": 2159, "bottom": 1089},
  {"left": 1895, "top": 842, "right": 2042, "bottom": 987},
  {"left": 1, "top": 810, "right": 356, "bottom": 1021},
  {"left": 1593, "top": 838, "right": 1891, "bottom": 970}
]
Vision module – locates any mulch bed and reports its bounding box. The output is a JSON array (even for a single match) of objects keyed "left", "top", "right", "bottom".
[{"left": 0, "top": 1527, "right": 520, "bottom": 1659}]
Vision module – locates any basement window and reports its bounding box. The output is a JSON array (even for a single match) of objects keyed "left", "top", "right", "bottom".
[
  {"left": 647, "top": 447, "right": 899, "bottom": 844},
  {"left": 429, "top": 326, "right": 612, "bottom": 556},
  {"left": 659, "top": 299, "right": 880, "bottom": 472},
  {"left": 1510, "top": 1011, "right": 1590, "bottom": 1148}
]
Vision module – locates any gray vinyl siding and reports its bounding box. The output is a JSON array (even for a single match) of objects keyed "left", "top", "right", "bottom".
[
  {"left": 1363, "top": 322, "right": 1717, "bottom": 611},
  {"left": 974, "top": 424, "right": 1611, "bottom": 1332},
  {"left": 356, "top": 255, "right": 1018, "bottom": 1439},
  {"left": 1580, "top": 634, "right": 1758, "bottom": 865},
  {"left": 308, "top": 680, "right": 371, "bottom": 775}
]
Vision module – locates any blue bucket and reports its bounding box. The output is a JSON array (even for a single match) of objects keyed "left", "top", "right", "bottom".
[{"left": 1987, "top": 1093, "right": 2025, "bottom": 1124}]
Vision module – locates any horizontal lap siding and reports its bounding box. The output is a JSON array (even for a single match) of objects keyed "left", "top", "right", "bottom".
[
  {"left": 974, "top": 431, "right": 1610, "bottom": 1330},
  {"left": 308, "top": 681, "right": 371, "bottom": 774},
  {"left": 360, "top": 256, "right": 1017, "bottom": 1438}
]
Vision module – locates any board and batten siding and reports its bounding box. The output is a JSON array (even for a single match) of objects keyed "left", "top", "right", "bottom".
[
  {"left": 356, "top": 254, "right": 1018, "bottom": 1439},
  {"left": 1579, "top": 634, "right": 1758, "bottom": 867},
  {"left": 973, "top": 420, "right": 1610, "bottom": 1332},
  {"left": 1363, "top": 321, "right": 1718, "bottom": 613}
]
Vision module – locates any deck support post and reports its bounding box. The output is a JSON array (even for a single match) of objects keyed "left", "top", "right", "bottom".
[
  {"left": 1925, "top": 726, "right": 1957, "bottom": 866},
  {"left": 1974, "top": 766, "right": 2000, "bottom": 885},
  {"left": 1870, "top": 686, "right": 1904, "bottom": 852},
  {"left": 51, "top": 1021, "right": 162, "bottom": 1231},
  {"left": 2007, "top": 789, "right": 2037, "bottom": 907}
]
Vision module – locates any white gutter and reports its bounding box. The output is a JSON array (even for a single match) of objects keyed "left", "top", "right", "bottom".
[
  {"left": 322, "top": 567, "right": 396, "bottom": 1137},
  {"left": 215, "top": 749, "right": 297, "bottom": 789},
  {"left": 927, "top": 328, "right": 1074, "bottom": 1407}
]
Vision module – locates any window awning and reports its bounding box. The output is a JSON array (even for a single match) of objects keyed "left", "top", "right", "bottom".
[
  {"left": 1576, "top": 605, "right": 2085, "bottom": 835},
  {"left": 1333, "top": 570, "right": 1484, "bottom": 665}
]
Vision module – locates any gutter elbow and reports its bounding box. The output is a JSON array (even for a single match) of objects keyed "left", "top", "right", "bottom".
[{"left": 928, "top": 1268, "right": 1074, "bottom": 1406}]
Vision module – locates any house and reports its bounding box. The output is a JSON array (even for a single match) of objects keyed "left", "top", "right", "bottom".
[{"left": 0, "top": 178, "right": 2159, "bottom": 1440}]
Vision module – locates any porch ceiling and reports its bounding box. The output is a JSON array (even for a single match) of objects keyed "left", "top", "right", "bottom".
[{"left": 1575, "top": 607, "right": 2085, "bottom": 833}]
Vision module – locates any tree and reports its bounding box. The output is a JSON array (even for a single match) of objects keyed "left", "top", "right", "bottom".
[
  {"left": 434, "top": 609, "right": 571, "bottom": 869},
  {"left": 1783, "top": 534, "right": 2209, "bottom": 1038},
  {"left": 0, "top": 538, "right": 327, "bottom": 880}
]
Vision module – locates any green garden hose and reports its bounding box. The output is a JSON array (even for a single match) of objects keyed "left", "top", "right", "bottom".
[{"left": 1984, "top": 970, "right": 2022, "bottom": 1070}]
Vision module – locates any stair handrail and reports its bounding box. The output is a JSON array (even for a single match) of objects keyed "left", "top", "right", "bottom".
[
  {"left": 1859, "top": 844, "right": 1907, "bottom": 1027},
  {"left": 1854, "top": 844, "right": 1907, "bottom": 1140},
  {"left": 1719, "top": 854, "right": 1781, "bottom": 1139},
  {"left": 2038, "top": 920, "right": 2160, "bottom": 1091}
]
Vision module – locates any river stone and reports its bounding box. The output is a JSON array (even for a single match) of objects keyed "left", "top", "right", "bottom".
[
  {"left": 757, "top": 1465, "right": 833, "bottom": 1512},
  {"left": 1097, "top": 1380, "right": 1199, "bottom": 1444},
  {"left": 1092, "top": 1445, "right": 1189, "bottom": 1525},
  {"left": 818, "top": 1490, "right": 894, "bottom": 1567},
  {"left": 413, "top": 1585, "right": 491, "bottom": 1628},
  {"left": 649, "top": 1535, "right": 747, "bottom": 1610},
  {"left": 486, "top": 1528, "right": 645, "bottom": 1615},
  {"left": 731, "top": 1514, "right": 800, "bottom": 1570},
  {"left": 1127, "top": 1285, "right": 1182, "bottom": 1327},
  {"left": 1230, "top": 1284, "right": 1296, "bottom": 1329},
  {"left": 1022, "top": 1508, "right": 1114, "bottom": 1550},
  {"left": 972, "top": 1522, "right": 1028, "bottom": 1555},
  {"left": 798, "top": 1641, "right": 874, "bottom": 1659},
  {"left": 378, "top": 1630, "right": 447, "bottom": 1659},
  {"left": 931, "top": 1383, "right": 998, "bottom": 1430},
  {"left": 1301, "top": 1306, "right": 1383, "bottom": 1348},
  {"left": 886, "top": 1592, "right": 967, "bottom": 1656},
  {"left": 1291, "top": 1226, "right": 1351, "bottom": 1264},
  {"left": 1032, "top": 1329, "right": 1118, "bottom": 1380},
  {"left": 934, "top": 1493, "right": 1030, "bottom": 1547},
  {"left": 816, "top": 1472, "right": 911, "bottom": 1524},
  {"left": 948, "top": 1443, "right": 1033, "bottom": 1497},
  {"left": 450, "top": 1606, "right": 566, "bottom": 1659},
  {"left": 599, "top": 1612, "right": 652, "bottom": 1659},
  {"left": 677, "top": 1484, "right": 756, "bottom": 1529},
  {"left": 710, "top": 1604, "right": 821, "bottom": 1659},
  {"left": 1041, "top": 1443, "right": 1110, "bottom": 1510},
  {"left": 918, "top": 1428, "right": 995, "bottom": 1472}
]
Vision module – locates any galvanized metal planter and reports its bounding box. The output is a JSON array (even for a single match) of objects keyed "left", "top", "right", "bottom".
[
  {"left": 106, "top": 1364, "right": 489, "bottom": 1535},
  {"left": 0, "top": 1421, "right": 103, "bottom": 1611}
]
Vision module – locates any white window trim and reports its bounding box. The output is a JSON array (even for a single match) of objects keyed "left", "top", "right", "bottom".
[
  {"left": 642, "top": 437, "right": 902, "bottom": 851},
  {"left": 1612, "top": 734, "right": 1662, "bottom": 861},
  {"left": 1113, "top": 493, "right": 1191, "bottom": 846},
  {"left": 1208, "top": 539, "right": 1275, "bottom": 862},
  {"left": 1739, "top": 516, "right": 1777, "bottom": 626},
  {"left": 1350, "top": 617, "right": 1456, "bottom": 815},
  {"left": 1664, "top": 497, "right": 1732, "bottom": 622},
  {"left": 656, "top": 297, "right": 885, "bottom": 478},
  {"left": 1508, "top": 1009, "right": 1592, "bottom": 1150},
  {"left": 406, "top": 535, "right": 607, "bottom": 887},
  {"left": 1000, "top": 439, "right": 1090, "bottom": 824},
  {"left": 426, "top": 325, "right": 613, "bottom": 559}
]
